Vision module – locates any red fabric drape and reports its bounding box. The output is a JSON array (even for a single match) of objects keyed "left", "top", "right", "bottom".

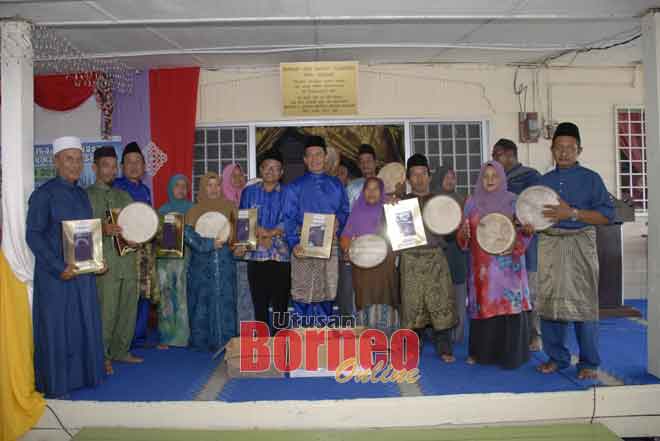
[
  {"left": 34, "top": 74, "right": 96, "bottom": 111},
  {"left": 0, "top": 74, "right": 96, "bottom": 110},
  {"left": 149, "top": 67, "right": 199, "bottom": 208}
]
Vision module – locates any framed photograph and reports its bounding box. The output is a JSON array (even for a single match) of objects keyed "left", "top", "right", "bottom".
[
  {"left": 300, "top": 213, "right": 335, "bottom": 259},
  {"left": 235, "top": 208, "right": 258, "bottom": 249},
  {"left": 62, "top": 218, "right": 104, "bottom": 275},
  {"left": 384, "top": 198, "right": 427, "bottom": 251},
  {"left": 108, "top": 209, "right": 136, "bottom": 256},
  {"left": 156, "top": 212, "right": 185, "bottom": 258}
]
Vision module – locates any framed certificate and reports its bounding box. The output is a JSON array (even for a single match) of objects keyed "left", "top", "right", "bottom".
[
  {"left": 108, "top": 209, "right": 136, "bottom": 256},
  {"left": 384, "top": 198, "right": 427, "bottom": 251},
  {"left": 300, "top": 213, "right": 335, "bottom": 259},
  {"left": 62, "top": 219, "right": 104, "bottom": 275},
  {"left": 156, "top": 212, "right": 185, "bottom": 258},
  {"left": 235, "top": 208, "right": 258, "bottom": 249}
]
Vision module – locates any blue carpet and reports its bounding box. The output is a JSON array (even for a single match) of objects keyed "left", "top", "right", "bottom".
[
  {"left": 417, "top": 334, "right": 594, "bottom": 395},
  {"left": 218, "top": 377, "right": 400, "bottom": 402},
  {"left": 624, "top": 299, "right": 648, "bottom": 320},
  {"left": 69, "top": 347, "right": 219, "bottom": 401},
  {"left": 598, "top": 317, "right": 659, "bottom": 385}
]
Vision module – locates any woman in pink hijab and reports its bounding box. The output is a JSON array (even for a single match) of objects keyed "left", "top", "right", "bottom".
[
  {"left": 223, "top": 163, "right": 252, "bottom": 325},
  {"left": 222, "top": 163, "right": 246, "bottom": 207}
]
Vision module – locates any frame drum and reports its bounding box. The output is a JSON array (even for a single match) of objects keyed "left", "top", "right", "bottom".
[
  {"left": 515, "top": 185, "right": 560, "bottom": 231},
  {"left": 377, "top": 162, "right": 406, "bottom": 194},
  {"left": 476, "top": 213, "right": 516, "bottom": 255},
  {"left": 116, "top": 202, "right": 159, "bottom": 244},
  {"left": 195, "top": 211, "right": 232, "bottom": 242},
  {"left": 349, "top": 234, "right": 388, "bottom": 269},
  {"left": 422, "top": 195, "right": 462, "bottom": 235}
]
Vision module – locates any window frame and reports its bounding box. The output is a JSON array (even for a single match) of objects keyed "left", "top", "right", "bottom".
[{"left": 614, "top": 105, "right": 648, "bottom": 215}]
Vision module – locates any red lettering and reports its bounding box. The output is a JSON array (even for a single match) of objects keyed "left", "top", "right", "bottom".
[
  {"left": 239, "top": 321, "right": 270, "bottom": 372},
  {"left": 358, "top": 330, "right": 388, "bottom": 369},
  {"left": 327, "top": 329, "right": 357, "bottom": 371},
  {"left": 304, "top": 328, "right": 326, "bottom": 371},
  {"left": 390, "top": 329, "right": 419, "bottom": 370},
  {"left": 273, "top": 329, "right": 302, "bottom": 372}
]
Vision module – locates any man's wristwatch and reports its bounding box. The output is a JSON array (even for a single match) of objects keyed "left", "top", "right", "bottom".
[{"left": 570, "top": 208, "right": 579, "bottom": 222}]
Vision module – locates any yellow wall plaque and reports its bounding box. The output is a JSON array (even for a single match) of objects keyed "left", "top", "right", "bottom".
[{"left": 281, "top": 61, "right": 358, "bottom": 116}]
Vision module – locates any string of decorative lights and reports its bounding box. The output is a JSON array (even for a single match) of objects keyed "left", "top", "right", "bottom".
[{"left": 1, "top": 20, "right": 135, "bottom": 93}]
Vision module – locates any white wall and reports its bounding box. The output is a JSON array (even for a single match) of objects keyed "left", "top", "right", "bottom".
[
  {"left": 197, "top": 64, "right": 648, "bottom": 299},
  {"left": 34, "top": 95, "right": 102, "bottom": 144},
  {"left": 0, "top": 95, "right": 102, "bottom": 144}
]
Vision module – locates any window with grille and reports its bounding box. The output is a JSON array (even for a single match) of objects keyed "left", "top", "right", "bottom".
[
  {"left": 616, "top": 107, "right": 647, "bottom": 212},
  {"left": 193, "top": 126, "right": 249, "bottom": 201},
  {"left": 411, "top": 122, "right": 484, "bottom": 195}
]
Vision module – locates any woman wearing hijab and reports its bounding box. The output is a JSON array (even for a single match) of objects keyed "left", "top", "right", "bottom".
[
  {"left": 156, "top": 174, "right": 194, "bottom": 349},
  {"left": 184, "top": 172, "right": 238, "bottom": 352},
  {"left": 431, "top": 166, "right": 468, "bottom": 343},
  {"left": 457, "top": 161, "right": 534, "bottom": 369},
  {"left": 222, "top": 163, "right": 246, "bottom": 205},
  {"left": 221, "top": 163, "right": 254, "bottom": 327},
  {"left": 340, "top": 177, "right": 399, "bottom": 334}
]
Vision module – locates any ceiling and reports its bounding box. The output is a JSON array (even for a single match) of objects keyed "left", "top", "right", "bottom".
[{"left": 1, "top": 0, "right": 659, "bottom": 70}]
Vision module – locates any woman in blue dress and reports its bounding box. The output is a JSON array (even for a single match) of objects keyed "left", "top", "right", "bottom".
[{"left": 184, "top": 172, "right": 237, "bottom": 351}]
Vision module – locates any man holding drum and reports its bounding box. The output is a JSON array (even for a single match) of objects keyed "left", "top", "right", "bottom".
[
  {"left": 537, "top": 122, "right": 614, "bottom": 380},
  {"left": 283, "top": 135, "right": 350, "bottom": 321},
  {"left": 113, "top": 142, "right": 157, "bottom": 348},
  {"left": 492, "top": 138, "right": 543, "bottom": 352},
  {"left": 399, "top": 153, "right": 457, "bottom": 363},
  {"left": 27, "top": 136, "right": 105, "bottom": 397},
  {"left": 87, "top": 146, "right": 143, "bottom": 374}
]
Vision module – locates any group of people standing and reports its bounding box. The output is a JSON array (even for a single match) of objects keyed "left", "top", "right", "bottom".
[{"left": 27, "top": 120, "right": 613, "bottom": 399}]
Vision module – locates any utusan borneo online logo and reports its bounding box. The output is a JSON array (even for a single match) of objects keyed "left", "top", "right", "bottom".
[{"left": 239, "top": 315, "right": 421, "bottom": 384}]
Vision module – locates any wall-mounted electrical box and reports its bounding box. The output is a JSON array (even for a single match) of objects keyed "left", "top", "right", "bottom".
[{"left": 519, "top": 112, "right": 540, "bottom": 143}]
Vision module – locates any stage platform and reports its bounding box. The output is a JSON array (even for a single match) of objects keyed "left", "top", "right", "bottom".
[{"left": 24, "top": 301, "right": 660, "bottom": 441}]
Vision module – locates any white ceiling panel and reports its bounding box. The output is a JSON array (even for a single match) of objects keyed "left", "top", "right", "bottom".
[
  {"left": 515, "top": 0, "right": 658, "bottom": 17},
  {"left": 52, "top": 28, "right": 177, "bottom": 54},
  {"left": 92, "top": 0, "right": 312, "bottom": 20},
  {"left": 156, "top": 25, "right": 318, "bottom": 49},
  {"left": 315, "top": 23, "right": 486, "bottom": 45},
  {"left": 0, "top": 0, "right": 656, "bottom": 69},
  {"left": 0, "top": 1, "right": 107, "bottom": 22},
  {"left": 464, "top": 21, "right": 641, "bottom": 47}
]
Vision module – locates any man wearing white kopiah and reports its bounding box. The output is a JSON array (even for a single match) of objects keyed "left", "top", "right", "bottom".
[
  {"left": 536, "top": 122, "right": 614, "bottom": 380},
  {"left": 27, "top": 136, "right": 105, "bottom": 398}
]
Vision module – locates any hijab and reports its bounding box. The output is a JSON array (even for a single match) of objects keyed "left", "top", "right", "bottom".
[
  {"left": 471, "top": 160, "right": 515, "bottom": 217},
  {"left": 221, "top": 163, "right": 244, "bottom": 206},
  {"left": 185, "top": 172, "right": 236, "bottom": 226},
  {"left": 430, "top": 165, "right": 466, "bottom": 207},
  {"left": 341, "top": 177, "right": 385, "bottom": 238},
  {"left": 158, "top": 174, "right": 194, "bottom": 215}
]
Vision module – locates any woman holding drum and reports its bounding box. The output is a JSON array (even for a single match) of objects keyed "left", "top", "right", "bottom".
[
  {"left": 340, "top": 177, "right": 399, "bottom": 335},
  {"left": 430, "top": 165, "right": 468, "bottom": 344},
  {"left": 184, "top": 172, "right": 238, "bottom": 352},
  {"left": 457, "top": 161, "right": 535, "bottom": 369}
]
